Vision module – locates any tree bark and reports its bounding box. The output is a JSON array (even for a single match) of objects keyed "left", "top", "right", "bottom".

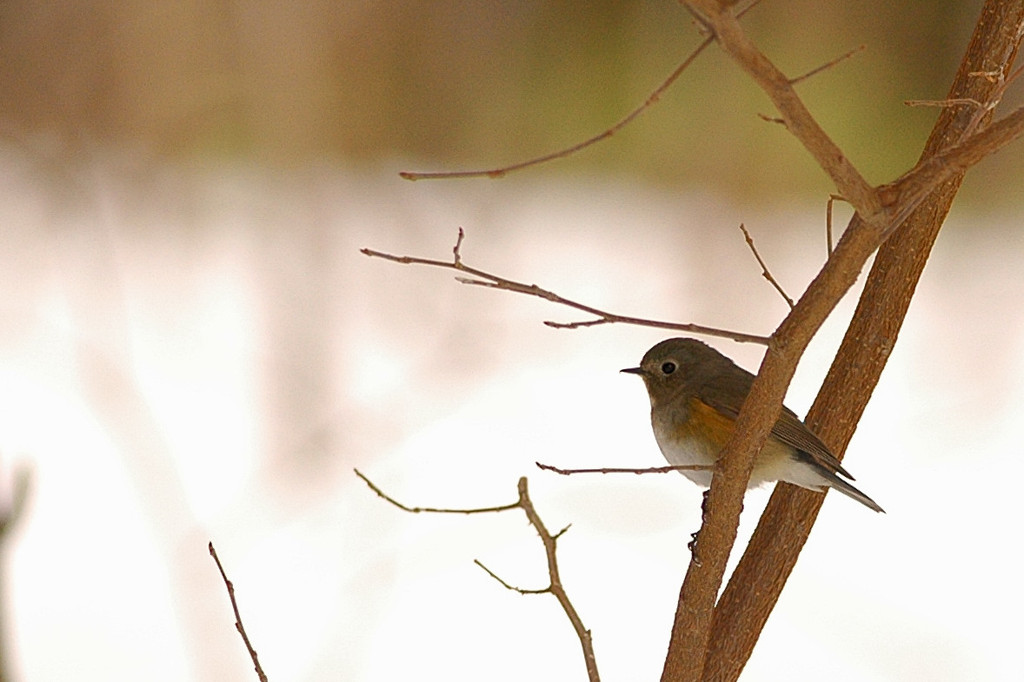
[{"left": 701, "top": 2, "right": 1024, "bottom": 680}]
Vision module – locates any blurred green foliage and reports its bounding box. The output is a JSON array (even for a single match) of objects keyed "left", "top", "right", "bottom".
[{"left": 1, "top": 0, "right": 1016, "bottom": 203}]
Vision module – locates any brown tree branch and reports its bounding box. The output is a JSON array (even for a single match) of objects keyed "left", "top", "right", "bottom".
[
  {"left": 880, "top": 102, "right": 1024, "bottom": 231},
  {"left": 674, "top": 2, "right": 1024, "bottom": 681},
  {"left": 209, "top": 542, "right": 269, "bottom": 682},
  {"left": 684, "top": 3, "right": 883, "bottom": 223},
  {"left": 355, "top": 470, "right": 601, "bottom": 682},
  {"left": 701, "top": 5, "right": 1024, "bottom": 678},
  {"left": 657, "top": 7, "right": 888, "bottom": 675},
  {"left": 659, "top": 2, "right": 1024, "bottom": 681},
  {"left": 361, "top": 229, "right": 770, "bottom": 345},
  {"left": 365, "top": 3, "right": 1024, "bottom": 681},
  {"left": 536, "top": 462, "right": 714, "bottom": 476}
]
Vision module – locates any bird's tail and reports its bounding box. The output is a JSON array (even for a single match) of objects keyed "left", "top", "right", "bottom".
[{"left": 816, "top": 467, "right": 885, "bottom": 513}]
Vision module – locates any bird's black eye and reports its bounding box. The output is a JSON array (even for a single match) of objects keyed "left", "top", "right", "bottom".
[{"left": 661, "top": 361, "right": 677, "bottom": 375}]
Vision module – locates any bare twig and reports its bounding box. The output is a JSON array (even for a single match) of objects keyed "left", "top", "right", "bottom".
[
  {"left": 398, "top": 46, "right": 709, "bottom": 180},
  {"left": 738, "top": 224, "right": 794, "bottom": 308},
  {"left": 354, "top": 468, "right": 520, "bottom": 514},
  {"left": 537, "top": 462, "right": 713, "bottom": 476},
  {"left": 208, "top": 543, "right": 269, "bottom": 682},
  {"left": 905, "top": 64, "right": 1023, "bottom": 137},
  {"left": 686, "top": 3, "right": 883, "bottom": 224},
  {"left": 789, "top": 44, "right": 865, "bottom": 86},
  {"left": 876, "top": 67, "right": 1024, "bottom": 238},
  {"left": 825, "top": 194, "right": 846, "bottom": 257},
  {"left": 356, "top": 470, "right": 600, "bottom": 682},
  {"left": 879, "top": 102, "right": 1024, "bottom": 235},
  {"left": 512, "top": 477, "right": 598, "bottom": 682},
  {"left": 399, "top": 2, "right": 763, "bottom": 181},
  {"left": 361, "top": 229, "right": 769, "bottom": 345},
  {"left": 756, "top": 112, "right": 785, "bottom": 126},
  {"left": 474, "top": 559, "right": 549, "bottom": 594},
  {"left": 905, "top": 96, "right": 986, "bottom": 108}
]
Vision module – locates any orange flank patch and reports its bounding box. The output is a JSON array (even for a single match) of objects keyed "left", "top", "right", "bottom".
[{"left": 676, "top": 397, "right": 736, "bottom": 451}]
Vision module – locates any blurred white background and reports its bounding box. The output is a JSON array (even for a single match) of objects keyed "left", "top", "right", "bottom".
[{"left": 0, "top": 151, "right": 1021, "bottom": 681}]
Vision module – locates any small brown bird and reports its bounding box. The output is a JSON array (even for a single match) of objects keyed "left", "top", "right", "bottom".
[{"left": 622, "top": 337, "right": 883, "bottom": 512}]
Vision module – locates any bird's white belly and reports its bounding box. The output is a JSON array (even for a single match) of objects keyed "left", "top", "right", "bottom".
[
  {"left": 654, "top": 430, "right": 718, "bottom": 487},
  {"left": 654, "top": 428, "right": 801, "bottom": 490}
]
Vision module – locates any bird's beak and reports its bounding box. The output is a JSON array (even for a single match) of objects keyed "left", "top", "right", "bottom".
[{"left": 620, "top": 366, "right": 646, "bottom": 376}]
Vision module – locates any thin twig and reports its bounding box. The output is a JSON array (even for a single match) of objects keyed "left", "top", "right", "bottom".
[
  {"left": 689, "top": 3, "right": 883, "bottom": 224},
  {"left": 399, "top": 1, "right": 763, "bottom": 181},
  {"left": 361, "top": 229, "right": 769, "bottom": 345},
  {"left": 756, "top": 112, "right": 785, "bottom": 126},
  {"left": 904, "top": 64, "right": 1024, "bottom": 170},
  {"left": 879, "top": 102, "right": 1024, "bottom": 236},
  {"left": 958, "top": 63, "right": 1024, "bottom": 142},
  {"left": 906, "top": 65, "right": 1022, "bottom": 110},
  {"left": 354, "top": 468, "right": 520, "bottom": 514},
  {"left": 905, "top": 96, "right": 986, "bottom": 108},
  {"left": 474, "top": 559, "right": 549, "bottom": 595},
  {"left": 513, "top": 477, "right": 599, "bottom": 682},
  {"left": 738, "top": 223, "right": 794, "bottom": 308},
  {"left": 789, "top": 44, "right": 865, "bottom": 85},
  {"left": 825, "top": 194, "right": 845, "bottom": 257},
  {"left": 208, "top": 542, "right": 269, "bottom": 682},
  {"left": 536, "top": 462, "right": 713, "bottom": 476},
  {"left": 356, "top": 471, "right": 601, "bottom": 682},
  {"left": 399, "top": 47, "right": 708, "bottom": 181}
]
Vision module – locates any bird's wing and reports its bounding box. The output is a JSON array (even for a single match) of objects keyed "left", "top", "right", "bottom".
[
  {"left": 698, "top": 372, "right": 853, "bottom": 479},
  {"left": 769, "top": 408, "right": 852, "bottom": 478}
]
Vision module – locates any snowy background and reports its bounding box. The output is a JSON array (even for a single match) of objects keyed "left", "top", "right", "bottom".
[{"left": 1, "top": 153, "right": 1021, "bottom": 681}]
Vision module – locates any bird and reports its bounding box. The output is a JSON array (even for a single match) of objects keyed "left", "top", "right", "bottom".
[{"left": 622, "top": 337, "right": 884, "bottom": 512}]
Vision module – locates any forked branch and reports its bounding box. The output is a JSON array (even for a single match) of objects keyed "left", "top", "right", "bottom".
[
  {"left": 368, "top": 4, "right": 1024, "bottom": 682},
  {"left": 361, "top": 229, "right": 769, "bottom": 345},
  {"left": 355, "top": 470, "right": 600, "bottom": 682},
  {"left": 660, "top": 3, "right": 1024, "bottom": 682}
]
